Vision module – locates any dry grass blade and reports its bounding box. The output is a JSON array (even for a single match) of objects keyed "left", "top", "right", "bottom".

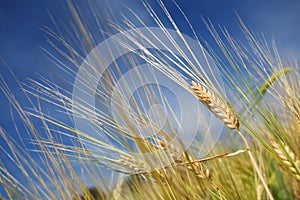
[
  {"left": 271, "top": 141, "right": 300, "bottom": 181},
  {"left": 191, "top": 81, "right": 239, "bottom": 129}
]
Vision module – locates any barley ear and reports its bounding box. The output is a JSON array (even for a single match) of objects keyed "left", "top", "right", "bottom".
[
  {"left": 118, "top": 154, "right": 151, "bottom": 174},
  {"left": 191, "top": 81, "right": 239, "bottom": 129},
  {"left": 292, "top": 179, "right": 300, "bottom": 200},
  {"left": 271, "top": 141, "right": 300, "bottom": 181}
]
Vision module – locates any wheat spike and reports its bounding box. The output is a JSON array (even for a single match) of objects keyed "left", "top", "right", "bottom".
[
  {"left": 191, "top": 81, "right": 239, "bottom": 129},
  {"left": 271, "top": 141, "right": 300, "bottom": 181}
]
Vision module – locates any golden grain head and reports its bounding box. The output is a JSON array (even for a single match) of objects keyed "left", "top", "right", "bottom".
[
  {"left": 191, "top": 81, "right": 239, "bottom": 130},
  {"left": 271, "top": 141, "right": 300, "bottom": 181}
]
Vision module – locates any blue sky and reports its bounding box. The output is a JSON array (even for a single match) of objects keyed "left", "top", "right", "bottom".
[
  {"left": 0, "top": 0, "right": 300, "bottom": 198},
  {"left": 1, "top": 0, "right": 300, "bottom": 130}
]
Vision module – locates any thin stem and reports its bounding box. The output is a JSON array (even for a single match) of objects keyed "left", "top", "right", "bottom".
[{"left": 236, "top": 130, "right": 274, "bottom": 200}]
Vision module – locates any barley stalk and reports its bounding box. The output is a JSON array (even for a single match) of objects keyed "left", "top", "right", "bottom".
[
  {"left": 271, "top": 141, "right": 300, "bottom": 181},
  {"left": 191, "top": 81, "right": 239, "bottom": 129}
]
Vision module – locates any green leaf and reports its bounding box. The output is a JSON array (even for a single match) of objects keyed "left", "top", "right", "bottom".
[{"left": 241, "top": 67, "right": 293, "bottom": 117}]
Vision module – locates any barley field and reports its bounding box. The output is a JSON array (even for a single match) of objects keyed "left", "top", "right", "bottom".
[{"left": 0, "top": 1, "right": 299, "bottom": 199}]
